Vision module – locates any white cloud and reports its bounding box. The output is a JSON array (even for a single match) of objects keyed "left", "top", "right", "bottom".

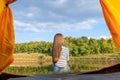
[
  {"left": 12, "top": 0, "right": 102, "bottom": 23},
  {"left": 26, "top": 13, "right": 34, "bottom": 18},
  {"left": 54, "top": 0, "right": 68, "bottom": 5},
  {"left": 39, "top": 0, "right": 101, "bottom": 20},
  {"left": 100, "top": 36, "right": 112, "bottom": 39},
  {"left": 14, "top": 19, "right": 97, "bottom": 32},
  {"left": 14, "top": 20, "right": 39, "bottom": 32}
]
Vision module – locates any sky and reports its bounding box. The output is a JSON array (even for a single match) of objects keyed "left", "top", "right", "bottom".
[{"left": 10, "top": 0, "right": 111, "bottom": 43}]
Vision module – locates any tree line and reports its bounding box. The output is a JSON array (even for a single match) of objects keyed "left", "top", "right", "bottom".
[{"left": 14, "top": 36, "right": 117, "bottom": 56}]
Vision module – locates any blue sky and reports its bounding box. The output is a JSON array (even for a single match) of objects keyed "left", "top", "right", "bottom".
[{"left": 10, "top": 0, "right": 111, "bottom": 43}]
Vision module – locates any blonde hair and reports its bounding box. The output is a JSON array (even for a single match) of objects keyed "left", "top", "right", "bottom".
[{"left": 52, "top": 33, "right": 64, "bottom": 64}]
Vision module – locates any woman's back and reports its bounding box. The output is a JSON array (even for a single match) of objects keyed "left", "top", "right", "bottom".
[{"left": 55, "top": 46, "right": 69, "bottom": 67}]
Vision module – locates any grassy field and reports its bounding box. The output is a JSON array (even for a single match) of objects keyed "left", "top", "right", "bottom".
[
  {"left": 3, "top": 53, "right": 120, "bottom": 75},
  {"left": 10, "top": 53, "right": 50, "bottom": 67},
  {"left": 10, "top": 53, "right": 120, "bottom": 66}
]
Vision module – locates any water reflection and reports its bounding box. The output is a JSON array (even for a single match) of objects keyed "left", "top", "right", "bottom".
[{"left": 69, "top": 59, "right": 120, "bottom": 73}]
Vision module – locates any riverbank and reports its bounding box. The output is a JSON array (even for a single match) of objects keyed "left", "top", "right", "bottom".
[{"left": 3, "top": 53, "right": 120, "bottom": 75}]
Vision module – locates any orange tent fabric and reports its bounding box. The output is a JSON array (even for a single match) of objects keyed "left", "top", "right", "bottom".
[
  {"left": 100, "top": 0, "right": 120, "bottom": 53},
  {"left": 0, "top": 0, "right": 16, "bottom": 71}
]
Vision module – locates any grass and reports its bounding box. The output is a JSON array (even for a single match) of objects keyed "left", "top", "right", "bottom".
[
  {"left": 3, "top": 53, "right": 120, "bottom": 75},
  {"left": 11, "top": 53, "right": 52, "bottom": 67}
]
